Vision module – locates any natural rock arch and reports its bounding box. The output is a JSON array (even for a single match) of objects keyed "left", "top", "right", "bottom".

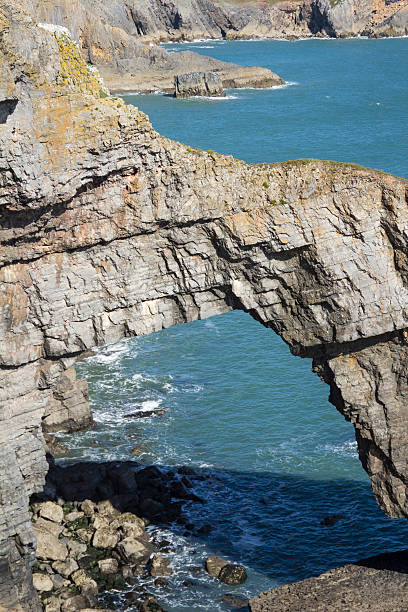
[{"left": 1, "top": 3, "right": 408, "bottom": 609}]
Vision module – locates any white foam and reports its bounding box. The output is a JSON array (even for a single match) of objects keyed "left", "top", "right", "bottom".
[
  {"left": 181, "top": 94, "right": 237, "bottom": 101},
  {"left": 88, "top": 340, "right": 130, "bottom": 365},
  {"left": 139, "top": 399, "right": 162, "bottom": 411},
  {"left": 320, "top": 440, "right": 358, "bottom": 457}
]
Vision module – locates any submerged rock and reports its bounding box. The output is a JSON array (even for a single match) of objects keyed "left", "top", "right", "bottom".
[
  {"left": 174, "top": 71, "right": 225, "bottom": 98},
  {"left": 221, "top": 593, "right": 250, "bottom": 609}
]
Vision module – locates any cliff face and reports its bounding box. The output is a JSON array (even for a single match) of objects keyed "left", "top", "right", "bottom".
[
  {"left": 1, "top": 2, "right": 408, "bottom": 610},
  {"left": 30, "top": 0, "right": 408, "bottom": 97},
  {"left": 42, "top": 0, "right": 405, "bottom": 42},
  {"left": 32, "top": 0, "right": 283, "bottom": 93}
]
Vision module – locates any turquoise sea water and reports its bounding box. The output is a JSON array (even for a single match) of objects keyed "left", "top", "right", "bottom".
[{"left": 64, "top": 39, "right": 408, "bottom": 610}]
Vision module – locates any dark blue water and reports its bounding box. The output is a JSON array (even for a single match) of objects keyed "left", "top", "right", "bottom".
[{"left": 64, "top": 39, "right": 408, "bottom": 611}]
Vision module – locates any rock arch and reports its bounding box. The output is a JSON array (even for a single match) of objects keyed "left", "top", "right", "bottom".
[{"left": 1, "top": 3, "right": 408, "bottom": 609}]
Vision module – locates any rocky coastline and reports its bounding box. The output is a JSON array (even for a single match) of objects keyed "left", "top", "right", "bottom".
[
  {"left": 30, "top": 456, "right": 249, "bottom": 612},
  {"left": 32, "top": 0, "right": 408, "bottom": 95}
]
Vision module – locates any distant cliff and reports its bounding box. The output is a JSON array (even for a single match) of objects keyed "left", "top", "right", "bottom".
[
  {"left": 33, "top": 0, "right": 284, "bottom": 93},
  {"left": 31, "top": 0, "right": 408, "bottom": 93},
  {"left": 1, "top": 1, "right": 408, "bottom": 611},
  {"left": 35, "top": 0, "right": 408, "bottom": 46}
]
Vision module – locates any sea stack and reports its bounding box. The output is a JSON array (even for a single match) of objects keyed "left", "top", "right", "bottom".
[{"left": 174, "top": 71, "right": 225, "bottom": 98}]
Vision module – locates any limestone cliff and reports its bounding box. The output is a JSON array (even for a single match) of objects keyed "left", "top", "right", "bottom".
[
  {"left": 34, "top": 0, "right": 407, "bottom": 43},
  {"left": 32, "top": 0, "right": 284, "bottom": 93},
  {"left": 1, "top": 1, "right": 408, "bottom": 610}
]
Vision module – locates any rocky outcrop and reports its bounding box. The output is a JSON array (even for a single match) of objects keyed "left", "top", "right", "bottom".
[
  {"left": 370, "top": 5, "right": 408, "bottom": 36},
  {"left": 174, "top": 71, "right": 224, "bottom": 97},
  {"left": 1, "top": 2, "right": 408, "bottom": 610},
  {"left": 32, "top": 0, "right": 285, "bottom": 93},
  {"left": 249, "top": 549, "right": 408, "bottom": 611}
]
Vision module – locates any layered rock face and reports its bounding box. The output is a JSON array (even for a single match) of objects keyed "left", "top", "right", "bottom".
[
  {"left": 36, "top": 0, "right": 407, "bottom": 43},
  {"left": 174, "top": 71, "right": 225, "bottom": 97},
  {"left": 32, "top": 0, "right": 284, "bottom": 93},
  {"left": 1, "top": 1, "right": 408, "bottom": 610}
]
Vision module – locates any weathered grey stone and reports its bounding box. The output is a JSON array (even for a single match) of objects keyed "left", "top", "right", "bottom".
[
  {"left": 61, "top": 595, "right": 89, "bottom": 612},
  {"left": 39, "top": 501, "right": 64, "bottom": 524},
  {"left": 149, "top": 553, "right": 173, "bottom": 577},
  {"left": 33, "top": 519, "right": 68, "bottom": 562},
  {"left": 71, "top": 569, "right": 98, "bottom": 595},
  {"left": 81, "top": 500, "right": 96, "bottom": 517},
  {"left": 92, "top": 528, "right": 119, "bottom": 549},
  {"left": 32, "top": 572, "right": 54, "bottom": 592},
  {"left": 44, "top": 596, "right": 61, "bottom": 612},
  {"left": 50, "top": 573, "right": 70, "bottom": 589},
  {"left": 174, "top": 71, "right": 224, "bottom": 98},
  {"left": 205, "top": 556, "right": 228, "bottom": 578},
  {"left": 117, "top": 537, "right": 151, "bottom": 564},
  {"left": 98, "top": 558, "right": 118, "bottom": 574},
  {"left": 67, "top": 540, "right": 87, "bottom": 559},
  {"left": 52, "top": 558, "right": 79, "bottom": 578}
]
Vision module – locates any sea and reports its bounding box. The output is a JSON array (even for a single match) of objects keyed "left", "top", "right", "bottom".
[{"left": 59, "top": 38, "right": 408, "bottom": 611}]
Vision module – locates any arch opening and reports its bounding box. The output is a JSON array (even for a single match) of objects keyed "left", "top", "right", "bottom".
[{"left": 34, "top": 310, "right": 408, "bottom": 610}]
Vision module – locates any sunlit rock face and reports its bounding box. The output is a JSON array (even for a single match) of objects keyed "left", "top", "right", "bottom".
[{"left": 1, "top": 1, "right": 408, "bottom": 609}]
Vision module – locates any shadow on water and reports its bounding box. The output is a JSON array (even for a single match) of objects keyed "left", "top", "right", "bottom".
[{"left": 32, "top": 456, "right": 408, "bottom": 586}]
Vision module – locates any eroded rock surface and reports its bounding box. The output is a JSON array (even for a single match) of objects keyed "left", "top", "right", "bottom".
[
  {"left": 249, "top": 549, "right": 408, "bottom": 611},
  {"left": 174, "top": 71, "right": 224, "bottom": 97},
  {"left": 1, "top": 1, "right": 408, "bottom": 610},
  {"left": 33, "top": 0, "right": 284, "bottom": 93}
]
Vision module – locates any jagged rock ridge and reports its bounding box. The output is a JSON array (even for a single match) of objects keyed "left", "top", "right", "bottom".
[{"left": 1, "top": 1, "right": 408, "bottom": 610}]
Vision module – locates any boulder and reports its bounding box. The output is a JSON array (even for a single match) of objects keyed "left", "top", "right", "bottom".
[
  {"left": 61, "top": 595, "right": 89, "bottom": 612},
  {"left": 81, "top": 499, "right": 96, "bottom": 517},
  {"left": 92, "top": 527, "right": 119, "bottom": 549},
  {"left": 221, "top": 593, "right": 250, "bottom": 609},
  {"left": 43, "top": 596, "right": 61, "bottom": 612},
  {"left": 205, "top": 555, "right": 228, "bottom": 578},
  {"left": 117, "top": 536, "right": 151, "bottom": 564},
  {"left": 149, "top": 554, "right": 173, "bottom": 577},
  {"left": 33, "top": 572, "right": 54, "bottom": 592},
  {"left": 67, "top": 540, "right": 87, "bottom": 559},
  {"left": 219, "top": 563, "right": 247, "bottom": 585},
  {"left": 174, "top": 71, "right": 225, "bottom": 98},
  {"left": 52, "top": 558, "right": 79, "bottom": 578},
  {"left": 97, "top": 500, "right": 120, "bottom": 519},
  {"left": 98, "top": 558, "right": 118, "bottom": 574},
  {"left": 34, "top": 520, "right": 68, "bottom": 562},
  {"left": 51, "top": 573, "right": 70, "bottom": 589},
  {"left": 65, "top": 511, "right": 85, "bottom": 523},
  {"left": 71, "top": 569, "right": 98, "bottom": 595}
]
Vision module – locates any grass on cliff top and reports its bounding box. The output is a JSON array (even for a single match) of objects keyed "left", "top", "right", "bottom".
[{"left": 254, "top": 158, "right": 403, "bottom": 178}]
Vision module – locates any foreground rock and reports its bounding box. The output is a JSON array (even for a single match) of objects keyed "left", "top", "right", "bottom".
[
  {"left": 205, "top": 556, "right": 247, "bottom": 584},
  {"left": 174, "top": 71, "right": 224, "bottom": 98},
  {"left": 249, "top": 549, "right": 408, "bottom": 611},
  {"left": 30, "top": 495, "right": 168, "bottom": 611}
]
